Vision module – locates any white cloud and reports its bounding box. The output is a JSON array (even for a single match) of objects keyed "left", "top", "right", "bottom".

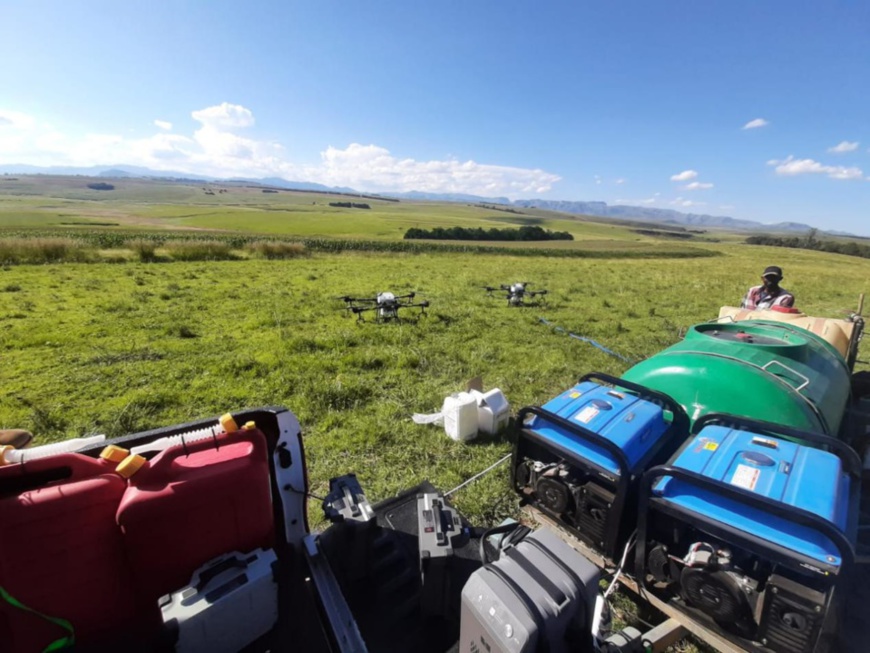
[
  {"left": 309, "top": 143, "right": 560, "bottom": 195},
  {"left": 594, "top": 174, "right": 601, "bottom": 185},
  {"left": 614, "top": 178, "right": 626, "bottom": 185},
  {"left": 154, "top": 120, "right": 172, "bottom": 131},
  {"left": 670, "top": 197, "right": 706, "bottom": 208},
  {"left": 742, "top": 118, "right": 769, "bottom": 130},
  {"left": 191, "top": 102, "right": 254, "bottom": 129},
  {"left": 670, "top": 169, "right": 698, "bottom": 182},
  {"left": 719, "top": 204, "right": 735, "bottom": 210},
  {"left": 0, "top": 103, "right": 561, "bottom": 197},
  {"left": 768, "top": 155, "right": 863, "bottom": 180},
  {"left": 684, "top": 181, "right": 714, "bottom": 190},
  {"left": 0, "top": 109, "right": 36, "bottom": 130},
  {"left": 828, "top": 140, "right": 859, "bottom": 153}
]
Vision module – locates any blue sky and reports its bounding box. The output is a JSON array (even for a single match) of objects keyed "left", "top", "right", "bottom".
[{"left": 1, "top": 1, "right": 868, "bottom": 233}]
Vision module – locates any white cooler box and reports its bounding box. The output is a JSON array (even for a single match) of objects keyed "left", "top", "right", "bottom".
[{"left": 161, "top": 548, "right": 279, "bottom": 653}]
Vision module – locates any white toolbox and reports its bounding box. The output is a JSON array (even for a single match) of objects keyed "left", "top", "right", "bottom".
[{"left": 161, "top": 548, "right": 279, "bottom": 653}]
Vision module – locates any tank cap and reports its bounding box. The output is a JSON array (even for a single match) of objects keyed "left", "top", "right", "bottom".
[
  {"left": 219, "top": 413, "right": 239, "bottom": 433},
  {"left": 242, "top": 421, "right": 256, "bottom": 431},
  {"left": 0, "top": 445, "right": 13, "bottom": 466},
  {"left": 741, "top": 451, "right": 776, "bottom": 467},
  {"left": 116, "top": 454, "right": 148, "bottom": 479},
  {"left": 99, "top": 444, "right": 130, "bottom": 463}
]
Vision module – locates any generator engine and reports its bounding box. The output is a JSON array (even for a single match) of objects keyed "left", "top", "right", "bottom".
[
  {"left": 638, "top": 415, "right": 861, "bottom": 653},
  {"left": 512, "top": 373, "right": 688, "bottom": 560}
]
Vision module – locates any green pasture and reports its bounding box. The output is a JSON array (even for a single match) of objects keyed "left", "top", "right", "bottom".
[
  {"left": 0, "top": 175, "right": 717, "bottom": 246},
  {"left": 1, "top": 243, "right": 867, "bottom": 526}
]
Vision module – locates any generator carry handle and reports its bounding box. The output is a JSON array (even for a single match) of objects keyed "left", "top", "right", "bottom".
[
  {"left": 516, "top": 406, "right": 633, "bottom": 483},
  {"left": 635, "top": 465, "right": 857, "bottom": 586},
  {"left": 579, "top": 372, "right": 690, "bottom": 438},
  {"left": 692, "top": 413, "right": 863, "bottom": 478}
]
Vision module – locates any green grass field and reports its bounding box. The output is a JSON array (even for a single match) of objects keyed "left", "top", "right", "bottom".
[
  {"left": 0, "top": 174, "right": 716, "bottom": 245},
  {"left": 1, "top": 176, "right": 867, "bottom": 652}
]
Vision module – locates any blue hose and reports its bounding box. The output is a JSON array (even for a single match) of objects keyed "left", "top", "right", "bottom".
[{"left": 538, "top": 318, "right": 635, "bottom": 364}]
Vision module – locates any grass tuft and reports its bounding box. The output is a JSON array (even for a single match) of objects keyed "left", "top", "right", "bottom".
[
  {"left": 165, "top": 240, "right": 234, "bottom": 261},
  {"left": 126, "top": 238, "right": 159, "bottom": 262},
  {"left": 245, "top": 241, "right": 307, "bottom": 259},
  {"left": 0, "top": 238, "right": 93, "bottom": 264}
]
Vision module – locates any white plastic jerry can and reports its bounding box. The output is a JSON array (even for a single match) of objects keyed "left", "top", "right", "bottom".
[{"left": 442, "top": 392, "right": 479, "bottom": 441}]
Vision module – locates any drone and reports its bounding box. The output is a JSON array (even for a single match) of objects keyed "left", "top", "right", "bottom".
[
  {"left": 483, "top": 282, "right": 548, "bottom": 307},
  {"left": 338, "top": 292, "right": 430, "bottom": 322}
]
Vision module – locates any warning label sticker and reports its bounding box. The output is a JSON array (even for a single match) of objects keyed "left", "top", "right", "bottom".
[
  {"left": 569, "top": 391, "right": 581, "bottom": 399},
  {"left": 574, "top": 406, "right": 600, "bottom": 424},
  {"left": 731, "top": 464, "right": 760, "bottom": 491},
  {"left": 703, "top": 441, "right": 719, "bottom": 452}
]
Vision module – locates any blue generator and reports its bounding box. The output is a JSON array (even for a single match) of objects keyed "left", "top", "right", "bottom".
[
  {"left": 637, "top": 414, "right": 860, "bottom": 653},
  {"left": 512, "top": 373, "right": 689, "bottom": 560}
]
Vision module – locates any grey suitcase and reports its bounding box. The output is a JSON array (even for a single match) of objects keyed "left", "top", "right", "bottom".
[{"left": 459, "top": 527, "right": 598, "bottom": 653}]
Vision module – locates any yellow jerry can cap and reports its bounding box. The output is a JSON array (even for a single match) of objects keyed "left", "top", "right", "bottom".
[
  {"left": 99, "top": 444, "right": 130, "bottom": 463},
  {"left": 116, "top": 454, "right": 148, "bottom": 479},
  {"left": 219, "top": 413, "right": 239, "bottom": 433},
  {"left": 242, "top": 421, "right": 257, "bottom": 431}
]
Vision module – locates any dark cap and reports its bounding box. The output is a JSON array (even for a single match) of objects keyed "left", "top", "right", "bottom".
[{"left": 762, "top": 265, "right": 783, "bottom": 279}]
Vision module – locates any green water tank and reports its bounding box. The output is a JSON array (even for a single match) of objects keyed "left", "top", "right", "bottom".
[{"left": 621, "top": 321, "right": 851, "bottom": 437}]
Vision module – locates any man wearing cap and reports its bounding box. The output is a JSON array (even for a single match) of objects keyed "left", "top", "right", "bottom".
[{"left": 741, "top": 266, "right": 795, "bottom": 310}]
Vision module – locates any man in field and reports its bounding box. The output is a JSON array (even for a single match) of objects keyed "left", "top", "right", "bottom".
[{"left": 740, "top": 265, "right": 795, "bottom": 310}]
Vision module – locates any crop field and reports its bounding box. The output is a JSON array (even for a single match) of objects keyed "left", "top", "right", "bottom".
[
  {"left": 0, "top": 175, "right": 720, "bottom": 247},
  {"left": 1, "top": 178, "right": 868, "bottom": 651}
]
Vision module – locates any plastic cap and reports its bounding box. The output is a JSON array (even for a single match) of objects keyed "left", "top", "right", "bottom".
[
  {"left": 99, "top": 444, "right": 130, "bottom": 463},
  {"left": 242, "top": 421, "right": 256, "bottom": 431},
  {"left": 219, "top": 413, "right": 239, "bottom": 434},
  {"left": 116, "top": 454, "right": 148, "bottom": 479},
  {"left": 0, "top": 445, "right": 12, "bottom": 466}
]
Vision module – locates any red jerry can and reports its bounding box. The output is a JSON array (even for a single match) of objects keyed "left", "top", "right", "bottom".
[
  {"left": 0, "top": 453, "right": 157, "bottom": 652},
  {"left": 116, "top": 428, "right": 274, "bottom": 601}
]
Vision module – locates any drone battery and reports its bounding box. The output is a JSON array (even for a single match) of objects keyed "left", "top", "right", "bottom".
[
  {"left": 160, "top": 548, "right": 278, "bottom": 653},
  {"left": 418, "top": 492, "right": 461, "bottom": 616},
  {"left": 458, "top": 527, "right": 598, "bottom": 653},
  {"left": 513, "top": 376, "right": 685, "bottom": 559}
]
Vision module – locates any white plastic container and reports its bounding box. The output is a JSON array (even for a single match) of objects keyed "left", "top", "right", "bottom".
[
  {"left": 470, "top": 388, "right": 510, "bottom": 435},
  {"left": 442, "top": 392, "right": 479, "bottom": 441},
  {"left": 0, "top": 434, "right": 106, "bottom": 465}
]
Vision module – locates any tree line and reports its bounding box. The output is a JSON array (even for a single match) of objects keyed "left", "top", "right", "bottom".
[
  {"left": 329, "top": 202, "right": 371, "bottom": 209},
  {"left": 404, "top": 225, "right": 573, "bottom": 241},
  {"left": 746, "top": 231, "right": 870, "bottom": 260}
]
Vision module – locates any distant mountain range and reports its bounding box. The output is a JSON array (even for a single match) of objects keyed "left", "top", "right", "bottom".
[{"left": 0, "top": 163, "right": 840, "bottom": 235}]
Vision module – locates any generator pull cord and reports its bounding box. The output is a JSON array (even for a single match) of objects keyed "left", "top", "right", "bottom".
[{"left": 443, "top": 453, "right": 512, "bottom": 498}]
